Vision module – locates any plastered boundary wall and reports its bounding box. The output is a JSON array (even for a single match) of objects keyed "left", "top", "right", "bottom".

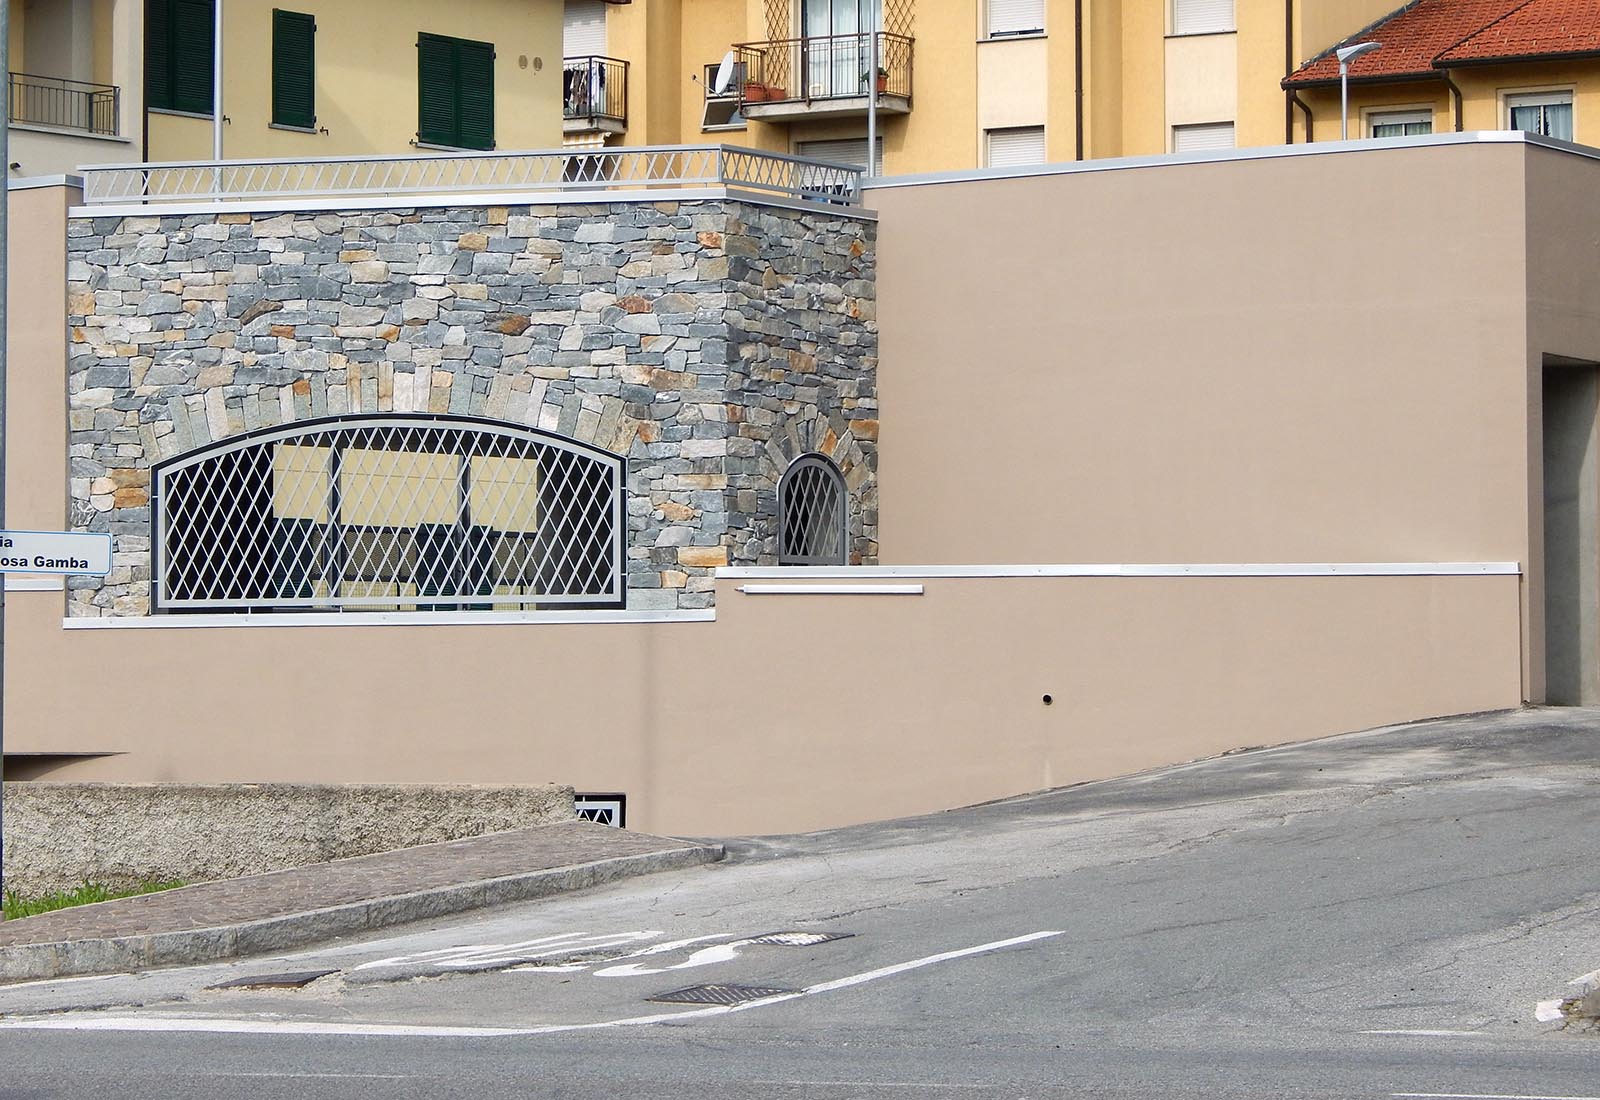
[
  {"left": 2, "top": 782, "right": 574, "bottom": 895},
  {"left": 5, "top": 571, "right": 1521, "bottom": 836}
]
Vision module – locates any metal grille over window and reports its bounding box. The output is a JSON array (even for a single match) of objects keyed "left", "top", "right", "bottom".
[
  {"left": 778, "top": 454, "right": 847, "bottom": 566},
  {"left": 152, "top": 415, "right": 624, "bottom": 612}
]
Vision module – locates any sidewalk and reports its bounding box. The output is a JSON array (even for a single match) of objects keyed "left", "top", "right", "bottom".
[{"left": 0, "top": 820, "right": 723, "bottom": 982}]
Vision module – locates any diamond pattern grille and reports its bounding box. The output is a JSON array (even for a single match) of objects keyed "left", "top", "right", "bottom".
[
  {"left": 778, "top": 454, "right": 846, "bottom": 566},
  {"left": 80, "top": 146, "right": 861, "bottom": 208},
  {"left": 153, "top": 416, "right": 624, "bottom": 612}
]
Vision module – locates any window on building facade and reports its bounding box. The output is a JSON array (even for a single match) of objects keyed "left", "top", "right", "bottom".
[
  {"left": 417, "top": 32, "right": 496, "bottom": 150},
  {"left": 145, "top": 0, "right": 215, "bottom": 115},
  {"left": 778, "top": 454, "right": 847, "bottom": 566},
  {"left": 1171, "top": 0, "right": 1234, "bottom": 35},
  {"left": 987, "top": 0, "right": 1045, "bottom": 38},
  {"left": 1508, "top": 91, "right": 1573, "bottom": 141},
  {"left": 1368, "top": 109, "right": 1431, "bottom": 138},
  {"left": 271, "top": 9, "right": 316, "bottom": 129},
  {"left": 985, "top": 126, "right": 1046, "bottom": 168},
  {"left": 1171, "top": 121, "right": 1235, "bottom": 152},
  {"left": 702, "top": 60, "right": 747, "bottom": 130},
  {"left": 152, "top": 417, "right": 624, "bottom": 613}
]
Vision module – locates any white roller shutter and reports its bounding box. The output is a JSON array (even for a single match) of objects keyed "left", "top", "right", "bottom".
[
  {"left": 985, "top": 127, "right": 1046, "bottom": 168},
  {"left": 1171, "top": 122, "right": 1234, "bottom": 153},
  {"left": 1172, "top": 0, "right": 1234, "bottom": 35},
  {"left": 987, "top": 0, "right": 1045, "bottom": 37},
  {"left": 564, "top": 0, "right": 607, "bottom": 56},
  {"left": 797, "top": 137, "right": 884, "bottom": 175}
]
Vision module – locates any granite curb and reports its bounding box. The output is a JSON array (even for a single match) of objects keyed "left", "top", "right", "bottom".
[{"left": 0, "top": 843, "right": 723, "bottom": 983}]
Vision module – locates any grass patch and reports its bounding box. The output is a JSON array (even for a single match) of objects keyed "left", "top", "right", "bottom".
[{"left": 3, "top": 879, "right": 186, "bottom": 920}]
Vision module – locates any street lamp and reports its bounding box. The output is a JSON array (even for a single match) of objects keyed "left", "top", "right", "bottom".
[{"left": 1336, "top": 41, "right": 1381, "bottom": 140}]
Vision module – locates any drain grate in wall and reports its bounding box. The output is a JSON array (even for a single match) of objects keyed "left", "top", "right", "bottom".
[
  {"left": 206, "top": 969, "right": 338, "bottom": 991},
  {"left": 747, "top": 931, "right": 854, "bottom": 947},
  {"left": 647, "top": 983, "right": 800, "bottom": 1006}
]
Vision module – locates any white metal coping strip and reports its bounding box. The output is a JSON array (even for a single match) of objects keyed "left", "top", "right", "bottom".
[
  {"left": 718, "top": 562, "right": 1522, "bottom": 580},
  {"left": 63, "top": 609, "right": 717, "bottom": 630},
  {"left": 737, "top": 583, "right": 924, "bottom": 596}
]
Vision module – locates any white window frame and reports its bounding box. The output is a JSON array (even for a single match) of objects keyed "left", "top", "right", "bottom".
[
  {"left": 1503, "top": 87, "right": 1574, "bottom": 139},
  {"left": 985, "top": 0, "right": 1045, "bottom": 39},
  {"left": 1170, "top": 0, "right": 1235, "bottom": 36},
  {"left": 1364, "top": 106, "right": 1433, "bottom": 139},
  {"left": 1169, "top": 120, "right": 1235, "bottom": 153}
]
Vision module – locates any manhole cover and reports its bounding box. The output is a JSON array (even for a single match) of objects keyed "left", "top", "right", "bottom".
[
  {"left": 647, "top": 983, "right": 799, "bottom": 1006},
  {"left": 747, "top": 931, "right": 854, "bottom": 947},
  {"left": 206, "top": 969, "right": 337, "bottom": 991}
]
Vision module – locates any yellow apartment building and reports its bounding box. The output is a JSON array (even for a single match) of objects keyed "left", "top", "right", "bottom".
[
  {"left": 1284, "top": 0, "right": 1600, "bottom": 146},
  {"left": 561, "top": 0, "right": 1411, "bottom": 174},
  {"left": 5, "top": 0, "right": 571, "bottom": 177}
]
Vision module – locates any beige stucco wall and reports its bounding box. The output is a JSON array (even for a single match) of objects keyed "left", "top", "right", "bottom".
[
  {"left": 147, "top": 0, "right": 564, "bottom": 161},
  {"left": 977, "top": 37, "right": 1049, "bottom": 133},
  {"left": 1164, "top": 31, "right": 1238, "bottom": 132}
]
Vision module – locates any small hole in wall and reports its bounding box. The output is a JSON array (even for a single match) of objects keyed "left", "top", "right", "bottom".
[{"left": 1042, "top": 694, "right": 1053, "bottom": 706}]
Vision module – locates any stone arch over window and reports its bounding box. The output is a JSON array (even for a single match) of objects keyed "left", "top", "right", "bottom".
[
  {"left": 778, "top": 453, "right": 847, "bottom": 565},
  {"left": 151, "top": 413, "right": 625, "bottom": 613}
]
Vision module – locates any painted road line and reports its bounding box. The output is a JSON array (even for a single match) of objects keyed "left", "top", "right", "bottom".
[
  {"left": 1394, "top": 1094, "right": 1600, "bottom": 1100},
  {"left": 1361, "top": 1030, "right": 1487, "bottom": 1037},
  {"left": 1535, "top": 999, "right": 1568, "bottom": 1023},
  {"left": 0, "top": 930, "right": 1067, "bottom": 1038},
  {"left": 0, "top": 974, "right": 120, "bottom": 992}
]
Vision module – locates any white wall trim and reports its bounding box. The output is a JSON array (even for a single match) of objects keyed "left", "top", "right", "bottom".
[
  {"left": 63, "top": 608, "right": 717, "bottom": 630},
  {"left": 8, "top": 173, "right": 84, "bottom": 192},
  {"left": 736, "top": 583, "right": 925, "bottom": 595},
  {"left": 719, "top": 562, "right": 1522, "bottom": 579}
]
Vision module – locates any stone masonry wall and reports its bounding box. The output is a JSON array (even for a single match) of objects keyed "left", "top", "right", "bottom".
[{"left": 65, "top": 198, "right": 877, "bottom": 615}]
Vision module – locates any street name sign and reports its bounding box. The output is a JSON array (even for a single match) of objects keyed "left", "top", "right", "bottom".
[{"left": 0, "top": 530, "right": 112, "bottom": 575}]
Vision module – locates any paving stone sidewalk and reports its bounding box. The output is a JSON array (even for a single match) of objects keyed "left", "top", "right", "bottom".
[{"left": 0, "top": 821, "right": 722, "bottom": 981}]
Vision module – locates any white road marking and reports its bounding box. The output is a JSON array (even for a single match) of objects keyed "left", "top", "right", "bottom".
[
  {"left": 510, "top": 934, "right": 733, "bottom": 973},
  {"left": 1361, "top": 1030, "right": 1487, "bottom": 1037},
  {"left": 0, "top": 930, "right": 1066, "bottom": 1038},
  {"left": 0, "top": 974, "right": 120, "bottom": 992},
  {"left": 1567, "top": 966, "right": 1600, "bottom": 989},
  {"left": 593, "top": 937, "right": 760, "bottom": 977},
  {"left": 351, "top": 931, "right": 662, "bottom": 973},
  {"left": 1535, "top": 999, "right": 1568, "bottom": 1023}
]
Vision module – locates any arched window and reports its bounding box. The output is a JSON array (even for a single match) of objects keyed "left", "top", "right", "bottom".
[
  {"left": 778, "top": 453, "right": 847, "bottom": 566},
  {"left": 151, "top": 414, "right": 624, "bottom": 612}
]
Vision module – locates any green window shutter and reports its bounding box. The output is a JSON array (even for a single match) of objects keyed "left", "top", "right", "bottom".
[
  {"left": 456, "top": 40, "right": 495, "bottom": 150},
  {"left": 144, "top": 0, "right": 174, "bottom": 111},
  {"left": 417, "top": 33, "right": 459, "bottom": 146},
  {"left": 170, "top": 0, "right": 215, "bottom": 115},
  {"left": 272, "top": 10, "right": 316, "bottom": 128}
]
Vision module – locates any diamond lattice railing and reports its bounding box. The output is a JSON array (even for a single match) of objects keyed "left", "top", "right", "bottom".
[
  {"left": 778, "top": 456, "right": 846, "bottom": 566},
  {"left": 153, "top": 417, "right": 624, "bottom": 612},
  {"left": 79, "top": 145, "right": 861, "bottom": 207}
]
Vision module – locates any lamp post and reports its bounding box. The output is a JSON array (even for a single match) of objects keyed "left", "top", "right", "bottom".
[{"left": 1336, "top": 41, "right": 1381, "bottom": 140}]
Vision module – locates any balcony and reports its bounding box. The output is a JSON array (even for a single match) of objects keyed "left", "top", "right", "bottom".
[
  {"left": 8, "top": 71, "right": 119, "bottom": 136},
  {"left": 733, "top": 32, "right": 912, "bottom": 122},
  {"left": 562, "top": 56, "right": 628, "bottom": 137}
]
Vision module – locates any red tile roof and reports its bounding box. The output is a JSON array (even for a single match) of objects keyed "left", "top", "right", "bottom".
[
  {"left": 1436, "top": 0, "right": 1600, "bottom": 64},
  {"left": 1282, "top": 0, "right": 1559, "bottom": 87}
]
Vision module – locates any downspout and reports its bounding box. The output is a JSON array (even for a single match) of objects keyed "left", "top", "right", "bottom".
[
  {"left": 1284, "top": 0, "right": 1294, "bottom": 143},
  {"left": 1441, "top": 68, "right": 1464, "bottom": 131},
  {"left": 1292, "top": 91, "right": 1313, "bottom": 142},
  {"left": 1074, "top": 0, "right": 1084, "bottom": 159}
]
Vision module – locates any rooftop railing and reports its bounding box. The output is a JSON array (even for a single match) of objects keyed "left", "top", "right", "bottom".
[
  {"left": 77, "top": 145, "right": 864, "bottom": 208},
  {"left": 9, "top": 71, "right": 118, "bottom": 135}
]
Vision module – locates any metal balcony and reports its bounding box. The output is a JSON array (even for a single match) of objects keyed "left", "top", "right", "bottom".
[
  {"left": 562, "top": 56, "right": 627, "bottom": 136},
  {"left": 8, "top": 71, "right": 119, "bottom": 135},
  {"left": 733, "top": 32, "right": 912, "bottom": 122}
]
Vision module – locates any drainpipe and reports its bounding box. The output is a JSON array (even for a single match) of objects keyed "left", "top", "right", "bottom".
[
  {"left": 1074, "top": 0, "right": 1084, "bottom": 159},
  {"left": 1284, "top": 0, "right": 1294, "bottom": 143},
  {"left": 1441, "top": 69, "right": 1464, "bottom": 131},
  {"left": 1292, "top": 91, "right": 1313, "bottom": 142}
]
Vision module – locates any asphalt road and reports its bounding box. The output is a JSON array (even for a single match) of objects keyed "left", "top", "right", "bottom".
[{"left": 1, "top": 706, "right": 1597, "bottom": 1099}]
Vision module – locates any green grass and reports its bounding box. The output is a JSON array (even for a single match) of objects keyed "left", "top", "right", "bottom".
[{"left": 3, "top": 879, "right": 186, "bottom": 920}]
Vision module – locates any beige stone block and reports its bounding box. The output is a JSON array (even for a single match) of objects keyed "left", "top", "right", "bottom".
[
  {"left": 678, "top": 546, "right": 728, "bottom": 568},
  {"left": 350, "top": 260, "right": 389, "bottom": 283},
  {"left": 457, "top": 232, "right": 489, "bottom": 252}
]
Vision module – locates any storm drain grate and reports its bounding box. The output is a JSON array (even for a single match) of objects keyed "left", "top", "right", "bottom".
[
  {"left": 206, "top": 969, "right": 338, "bottom": 991},
  {"left": 647, "top": 983, "right": 800, "bottom": 1006},
  {"left": 747, "top": 931, "right": 854, "bottom": 947}
]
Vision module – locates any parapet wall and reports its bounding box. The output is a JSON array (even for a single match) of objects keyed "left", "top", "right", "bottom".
[{"left": 65, "top": 198, "right": 878, "bottom": 615}]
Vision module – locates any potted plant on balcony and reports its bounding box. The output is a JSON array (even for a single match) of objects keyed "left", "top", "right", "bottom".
[
  {"left": 742, "top": 79, "right": 770, "bottom": 102},
  {"left": 863, "top": 66, "right": 889, "bottom": 94}
]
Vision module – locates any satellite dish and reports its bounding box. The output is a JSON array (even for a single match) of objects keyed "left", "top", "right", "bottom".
[{"left": 713, "top": 50, "right": 737, "bottom": 95}]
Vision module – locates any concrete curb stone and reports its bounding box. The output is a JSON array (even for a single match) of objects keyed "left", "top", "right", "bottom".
[{"left": 0, "top": 843, "right": 723, "bottom": 983}]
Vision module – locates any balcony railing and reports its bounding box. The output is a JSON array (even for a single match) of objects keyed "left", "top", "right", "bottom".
[
  {"left": 8, "top": 71, "right": 118, "bottom": 135},
  {"left": 734, "top": 32, "right": 912, "bottom": 106},
  {"left": 562, "top": 55, "right": 628, "bottom": 131},
  {"left": 76, "top": 145, "right": 865, "bottom": 208}
]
